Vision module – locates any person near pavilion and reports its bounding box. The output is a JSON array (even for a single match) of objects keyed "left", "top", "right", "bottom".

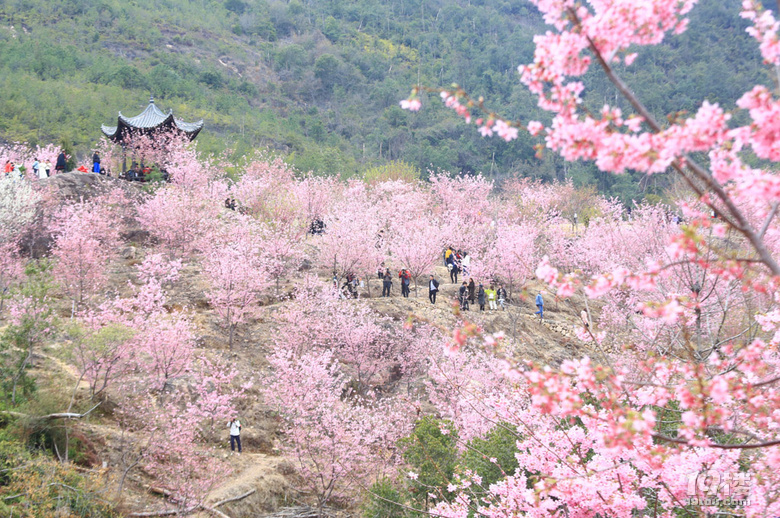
[
  {"left": 92, "top": 152, "right": 101, "bottom": 173},
  {"left": 55, "top": 152, "right": 67, "bottom": 174}
]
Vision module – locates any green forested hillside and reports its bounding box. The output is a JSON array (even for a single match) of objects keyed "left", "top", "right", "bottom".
[{"left": 0, "top": 0, "right": 771, "bottom": 201}]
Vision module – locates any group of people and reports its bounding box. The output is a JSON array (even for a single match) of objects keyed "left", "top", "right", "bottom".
[
  {"left": 457, "top": 279, "right": 508, "bottom": 312},
  {"left": 335, "top": 247, "right": 549, "bottom": 321},
  {"left": 335, "top": 272, "right": 361, "bottom": 299},
  {"left": 4, "top": 152, "right": 68, "bottom": 180},
  {"left": 444, "top": 246, "right": 471, "bottom": 284},
  {"left": 380, "top": 267, "right": 412, "bottom": 298},
  {"left": 3, "top": 160, "right": 23, "bottom": 178}
]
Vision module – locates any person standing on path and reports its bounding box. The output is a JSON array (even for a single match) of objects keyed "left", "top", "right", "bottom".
[
  {"left": 477, "top": 284, "right": 486, "bottom": 311},
  {"left": 450, "top": 259, "right": 460, "bottom": 284},
  {"left": 55, "top": 151, "right": 67, "bottom": 174},
  {"left": 461, "top": 252, "right": 471, "bottom": 276},
  {"left": 382, "top": 270, "right": 393, "bottom": 297},
  {"left": 92, "top": 152, "right": 101, "bottom": 173},
  {"left": 535, "top": 292, "right": 544, "bottom": 321},
  {"left": 428, "top": 275, "right": 439, "bottom": 304},
  {"left": 399, "top": 269, "right": 411, "bottom": 298},
  {"left": 497, "top": 285, "right": 507, "bottom": 310},
  {"left": 228, "top": 417, "right": 242, "bottom": 454},
  {"left": 487, "top": 285, "right": 497, "bottom": 310},
  {"left": 467, "top": 278, "right": 476, "bottom": 304},
  {"left": 458, "top": 281, "right": 469, "bottom": 310}
]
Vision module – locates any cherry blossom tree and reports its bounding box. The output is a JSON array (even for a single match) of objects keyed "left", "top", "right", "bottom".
[
  {"left": 137, "top": 185, "right": 221, "bottom": 258},
  {"left": 264, "top": 348, "right": 414, "bottom": 516},
  {"left": 319, "top": 182, "right": 385, "bottom": 290},
  {"left": 202, "top": 215, "right": 268, "bottom": 347},
  {"left": 231, "top": 153, "right": 301, "bottom": 227},
  {"left": 388, "top": 216, "right": 444, "bottom": 296},
  {"left": 137, "top": 252, "right": 183, "bottom": 286},
  {"left": 293, "top": 173, "right": 341, "bottom": 230},
  {"left": 470, "top": 222, "right": 540, "bottom": 296},
  {"left": 258, "top": 224, "right": 306, "bottom": 293},
  {"left": 273, "top": 288, "right": 431, "bottom": 393},
  {"left": 50, "top": 194, "right": 123, "bottom": 307}
]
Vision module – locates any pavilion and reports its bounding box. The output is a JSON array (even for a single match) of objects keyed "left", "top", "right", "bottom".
[
  {"left": 101, "top": 96, "right": 204, "bottom": 144},
  {"left": 101, "top": 97, "right": 204, "bottom": 176}
]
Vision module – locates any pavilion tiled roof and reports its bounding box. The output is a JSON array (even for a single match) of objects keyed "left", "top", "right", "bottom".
[{"left": 101, "top": 97, "right": 204, "bottom": 142}]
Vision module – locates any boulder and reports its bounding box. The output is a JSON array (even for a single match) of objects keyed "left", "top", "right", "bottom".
[{"left": 40, "top": 172, "right": 142, "bottom": 201}]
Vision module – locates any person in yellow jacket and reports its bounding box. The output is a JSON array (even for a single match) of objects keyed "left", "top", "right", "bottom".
[{"left": 486, "top": 285, "right": 498, "bottom": 310}]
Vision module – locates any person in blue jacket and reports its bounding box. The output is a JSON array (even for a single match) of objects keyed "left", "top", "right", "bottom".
[{"left": 535, "top": 292, "right": 544, "bottom": 320}]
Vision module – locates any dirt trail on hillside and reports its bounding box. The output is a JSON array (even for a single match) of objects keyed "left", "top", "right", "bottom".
[{"left": 199, "top": 453, "right": 290, "bottom": 518}]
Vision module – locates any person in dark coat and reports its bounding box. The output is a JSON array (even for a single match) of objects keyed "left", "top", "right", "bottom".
[
  {"left": 477, "top": 284, "right": 486, "bottom": 311},
  {"left": 428, "top": 275, "right": 439, "bottom": 304},
  {"left": 468, "top": 278, "right": 476, "bottom": 304},
  {"left": 382, "top": 271, "right": 393, "bottom": 297},
  {"left": 92, "top": 152, "right": 101, "bottom": 173},
  {"left": 458, "top": 282, "right": 469, "bottom": 310},
  {"left": 55, "top": 152, "right": 67, "bottom": 173},
  {"left": 449, "top": 260, "right": 460, "bottom": 284}
]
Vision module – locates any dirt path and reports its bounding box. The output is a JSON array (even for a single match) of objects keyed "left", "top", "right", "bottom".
[{"left": 200, "top": 452, "right": 290, "bottom": 517}]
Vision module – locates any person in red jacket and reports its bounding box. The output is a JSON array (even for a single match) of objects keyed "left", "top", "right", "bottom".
[{"left": 399, "top": 269, "right": 411, "bottom": 298}]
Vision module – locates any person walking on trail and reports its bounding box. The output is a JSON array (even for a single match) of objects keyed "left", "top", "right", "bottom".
[
  {"left": 42, "top": 160, "right": 51, "bottom": 177},
  {"left": 382, "top": 270, "right": 393, "bottom": 297},
  {"left": 444, "top": 246, "right": 454, "bottom": 267},
  {"left": 467, "top": 278, "right": 476, "bottom": 304},
  {"left": 428, "top": 275, "right": 439, "bottom": 304},
  {"left": 487, "top": 285, "right": 497, "bottom": 310},
  {"left": 477, "top": 283, "right": 486, "bottom": 311},
  {"left": 497, "top": 285, "right": 507, "bottom": 310},
  {"left": 32, "top": 158, "right": 40, "bottom": 178},
  {"left": 55, "top": 152, "right": 67, "bottom": 174},
  {"left": 535, "top": 292, "right": 544, "bottom": 320},
  {"left": 458, "top": 281, "right": 469, "bottom": 310},
  {"left": 228, "top": 417, "right": 242, "bottom": 454},
  {"left": 399, "top": 269, "right": 411, "bottom": 298}
]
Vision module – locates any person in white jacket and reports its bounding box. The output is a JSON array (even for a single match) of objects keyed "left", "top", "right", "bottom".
[
  {"left": 228, "top": 417, "right": 242, "bottom": 453},
  {"left": 461, "top": 252, "right": 471, "bottom": 276}
]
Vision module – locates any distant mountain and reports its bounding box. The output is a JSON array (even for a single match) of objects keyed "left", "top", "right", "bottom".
[{"left": 0, "top": 0, "right": 770, "bottom": 201}]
